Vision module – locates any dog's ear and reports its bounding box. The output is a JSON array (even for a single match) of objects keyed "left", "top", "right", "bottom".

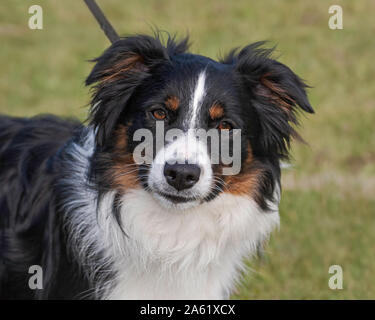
[
  {"left": 86, "top": 35, "right": 188, "bottom": 146},
  {"left": 86, "top": 35, "right": 169, "bottom": 86},
  {"left": 226, "top": 42, "right": 314, "bottom": 158}
]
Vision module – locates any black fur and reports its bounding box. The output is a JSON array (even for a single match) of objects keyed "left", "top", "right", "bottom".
[{"left": 0, "top": 115, "right": 91, "bottom": 299}]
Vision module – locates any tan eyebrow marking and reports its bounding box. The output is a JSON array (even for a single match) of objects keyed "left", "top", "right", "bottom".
[
  {"left": 165, "top": 96, "right": 179, "bottom": 111},
  {"left": 209, "top": 103, "right": 224, "bottom": 120}
]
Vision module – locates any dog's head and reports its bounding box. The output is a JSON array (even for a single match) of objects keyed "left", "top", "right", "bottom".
[{"left": 86, "top": 34, "right": 313, "bottom": 211}]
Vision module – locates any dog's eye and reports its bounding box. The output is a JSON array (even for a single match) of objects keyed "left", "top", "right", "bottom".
[
  {"left": 217, "top": 121, "right": 232, "bottom": 130},
  {"left": 151, "top": 109, "right": 167, "bottom": 120}
]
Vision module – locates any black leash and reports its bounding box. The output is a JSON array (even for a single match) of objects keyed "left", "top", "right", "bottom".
[{"left": 84, "top": 0, "right": 120, "bottom": 43}]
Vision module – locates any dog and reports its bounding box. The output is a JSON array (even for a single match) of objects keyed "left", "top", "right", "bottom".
[{"left": 0, "top": 34, "right": 313, "bottom": 299}]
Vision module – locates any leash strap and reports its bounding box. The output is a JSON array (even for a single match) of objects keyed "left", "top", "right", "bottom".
[{"left": 84, "top": 0, "right": 120, "bottom": 43}]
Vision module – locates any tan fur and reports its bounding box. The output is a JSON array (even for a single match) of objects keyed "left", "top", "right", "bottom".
[
  {"left": 111, "top": 125, "right": 140, "bottom": 191},
  {"left": 209, "top": 103, "right": 224, "bottom": 120},
  {"left": 259, "top": 73, "right": 296, "bottom": 113},
  {"left": 165, "top": 96, "right": 179, "bottom": 111},
  {"left": 102, "top": 54, "right": 146, "bottom": 83},
  {"left": 219, "top": 143, "right": 264, "bottom": 200}
]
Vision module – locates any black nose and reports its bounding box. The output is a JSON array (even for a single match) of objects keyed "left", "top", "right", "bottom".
[{"left": 163, "top": 163, "right": 201, "bottom": 191}]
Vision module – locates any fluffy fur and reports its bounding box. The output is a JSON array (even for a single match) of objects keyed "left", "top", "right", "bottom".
[{"left": 0, "top": 33, "right": 313, "bottom": 299}]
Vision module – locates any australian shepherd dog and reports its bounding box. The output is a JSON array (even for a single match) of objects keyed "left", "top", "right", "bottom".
[{"left": 0, "top": 34, "right": 313, "bottom": 299}]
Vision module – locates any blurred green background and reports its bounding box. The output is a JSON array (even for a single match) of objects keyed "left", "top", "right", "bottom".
[{"left": 1, "top": 0, "right": 374, "bottom": 299}]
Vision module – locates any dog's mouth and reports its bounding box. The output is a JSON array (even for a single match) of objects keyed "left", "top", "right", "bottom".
[{"left": 155, "top": 191, "right": 197, "bottom": 204}]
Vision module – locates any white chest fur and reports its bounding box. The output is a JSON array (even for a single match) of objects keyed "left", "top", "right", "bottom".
[{"left": 96, "top": 189, "right": 279, "bottom": 300}]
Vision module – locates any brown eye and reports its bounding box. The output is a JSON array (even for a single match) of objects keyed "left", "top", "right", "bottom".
[
  {"left": 152, "top": 109, "right": 167, "bottom": 120},
  {"left": 218, "top": 121, "right": 232, "bottom": 130}
]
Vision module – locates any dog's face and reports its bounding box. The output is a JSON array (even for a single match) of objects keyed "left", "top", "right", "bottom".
[{"left": 87, "top": 35, "right": 313, "bottom": 211}]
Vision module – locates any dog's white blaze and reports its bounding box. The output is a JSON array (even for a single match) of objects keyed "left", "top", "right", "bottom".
[
  {"left": 188, "top": 71, "right": 206, "bottom": 128},
  {"left": 146, "top": 70, "right": 210, "bottom": 210}
]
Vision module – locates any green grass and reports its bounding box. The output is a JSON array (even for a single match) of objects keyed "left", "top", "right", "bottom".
[{"left": 1, "top": 0, "right": 374, "bottom": 299}]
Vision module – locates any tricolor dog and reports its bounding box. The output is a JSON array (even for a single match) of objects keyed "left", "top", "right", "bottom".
[{"left": 0, "top": 34, "right": 313, "bottom": 299}]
